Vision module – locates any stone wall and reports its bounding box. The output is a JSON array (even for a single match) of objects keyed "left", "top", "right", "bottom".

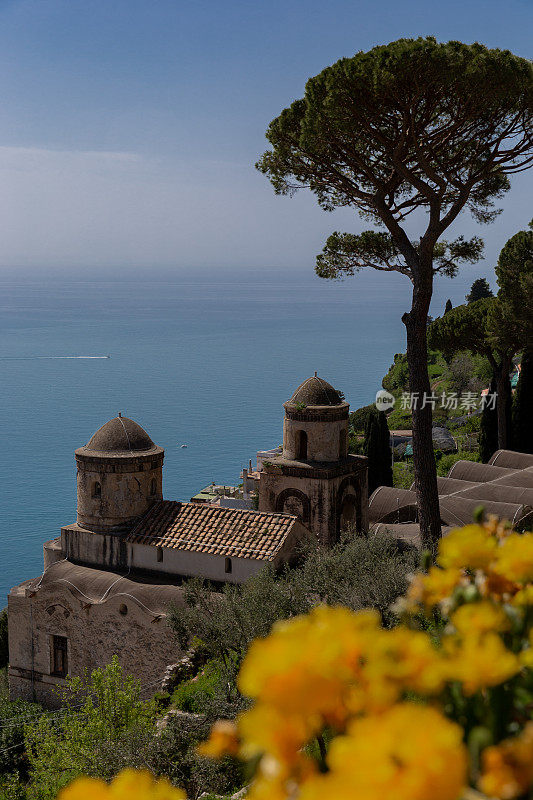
[
  {"left": 259, "top": 458, "right": 368, "bottom": 546},
  {"left": 282, "top": 417, "right": 348, "bottom": 462},
  {"left": 76, "top": 451, "right": 164, "bottom": 532},
  {"left": 8, "top": 577, "right": 182, "bottom": 708}
]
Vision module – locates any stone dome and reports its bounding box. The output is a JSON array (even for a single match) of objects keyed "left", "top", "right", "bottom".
[
  {"left": 289, "top": 376, "right": 344, "bottom": 407},
  {"left": 83, "top": 416, "right": 157, "bottom": 454}
]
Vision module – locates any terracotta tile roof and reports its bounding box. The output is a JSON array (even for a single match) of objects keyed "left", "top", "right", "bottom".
[{"left": 126, "top": 501, "right": 298, "bottom": 561}]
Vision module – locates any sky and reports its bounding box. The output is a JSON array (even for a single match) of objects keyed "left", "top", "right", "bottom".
[{"left": 0, "top": 0, "right": 531, "bottom": 284}]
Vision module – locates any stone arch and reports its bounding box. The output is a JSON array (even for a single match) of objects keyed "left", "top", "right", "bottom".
[
  {"left": 337, "top": 477, "right": 362, "bottom": 537},
  {"left": 295, "top": 430, "right": 308, "bottom": 460},
  {"left": 45, "top": 603, "right": 71, "bottom": 619},
  {"left": 275, "top": 488, "right": 311, "bottom": 524}
]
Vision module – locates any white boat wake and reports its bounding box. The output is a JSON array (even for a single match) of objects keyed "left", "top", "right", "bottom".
[{"left": 0, "top": 355, "right": 111, "bottom": 360}]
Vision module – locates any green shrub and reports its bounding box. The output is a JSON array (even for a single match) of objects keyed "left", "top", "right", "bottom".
[
  {"left": 0, "top": 695, "right": 42, "bottom": 780},
  {"left": 393, "top": 462, "right": 415, "bottom": 490},
  {"left": 349, "top": 404, "right": 375, "bottom": 433},
  {"left": 23, "top": 657, "right": 155, "bottom": 800},
  {"left": 436, "top": 450, "right": 479, "bottom": 477},
  {"left": 144, "top": 713, "right": 245, "bottom": 799},
  {"left": 386, "top": 407, "right": 412, "bottom": 431},
  {"left": 382, "top": 354, "right": 409, "bottom": 393},
  {"left": 170, "top": 535, "right": 417, "bottom": 685},
  {"left": 348, "top": 432, "right": 365, "bottom": 455},
  {"left": 171, "top": 661, "right": 222, "bottom": 713}
]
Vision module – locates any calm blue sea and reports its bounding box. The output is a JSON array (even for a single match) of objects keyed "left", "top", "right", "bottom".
[{"left": 0, "top": 267, "right": 465, "bottom": 604}]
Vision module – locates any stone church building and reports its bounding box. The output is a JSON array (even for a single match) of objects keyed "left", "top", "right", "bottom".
[
  {"left": 8, "top": 376, "right": 368, "bottom": 707},
  {"left": 259, "top": 375, "right": 368, "bottom": 541}
]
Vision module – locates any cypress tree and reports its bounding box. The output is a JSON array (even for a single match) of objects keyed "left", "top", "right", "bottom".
[
  {"left": 479, "top": 378, "right": 498, "bottom": 463},
  {"left": 466, "top": 278, "right": 493, "bottom": 303},
  {"left": 513, "top": 350, "right": 533, "bottom": 454},
  {"left": 504, "top": 375, "right": 514, "bottom": 451},
  {"left": 365, "top": 409, "right": 393, "bottom": 494},
  {"left": 444, "top": 298, "right": 453, "bottom": 314}
]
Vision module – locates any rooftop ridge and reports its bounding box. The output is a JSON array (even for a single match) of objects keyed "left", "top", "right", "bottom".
[{"left": 127, "top": 500, "right": 300, "bottom": 561}]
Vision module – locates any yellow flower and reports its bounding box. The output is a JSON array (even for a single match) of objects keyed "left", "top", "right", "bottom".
[
  {"left": 197, "top": 720, "right": 240, "bottom": 759},
  {"left": 492, "top": 533, "right": 533, "bottom": 584},
  {"left": 481, "top": 570, "right": 520, "bottom": 601},
  {"left": 519, "top": 630, "right": 533, "bottom": 668},
  {"left": 363, "top": 627, "right": 447, "bottom": 699},
  {"left": 444, "top": 632, "right": 520, "bottom": 695},
  {"left": 511, "top": 584, "right": 533, "bottom": 606},
  {"left": 407, "top": 566, "right": 464, "bottom": 609},
  {"left": 58, "top": 778, "right": 110, "bottom": 800},
  {"left": 238, "top": 703, "right": 317, "bottom": 766},
  {"left": 450, "top": 601, "right": 510, "bottom": 635},
  {"left": 299, "top": 704, "right": 467, "bottom": 800},
  {"left": 438, "top": 525, "right": 497, "bottom": 571},
  {"left": 238, "top": 606, "right": 380, "bottom": 727},
  {"left": 58, "top": 770, "right": 185, "bottom": 800},
  {"left": 479, "top": 723, "right": 533, "bottom": 799}
]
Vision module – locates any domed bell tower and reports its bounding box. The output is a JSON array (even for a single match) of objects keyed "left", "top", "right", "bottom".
[
  {"left": 259, "top": 375, "right": 368, "bottom": 546},
  {"left": 75, "top": 415, "right": 164, "bottom": 532}
]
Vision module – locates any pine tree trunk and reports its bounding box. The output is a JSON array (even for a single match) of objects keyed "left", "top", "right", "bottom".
[
  {"left": 495, "top": 363, "right": 511, "bottom": 450},
  {"left": 479, "top": 378, "right": 498, "bottom": 463},
  {"left": 403, "top": 276, "right": 442, "bottom": 551}
]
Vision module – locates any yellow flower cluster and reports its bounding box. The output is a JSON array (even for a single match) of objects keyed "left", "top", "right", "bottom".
[
  {"left": 479, "top": 723, "right": 533, "bottom": 800},
  {"left": 201, "top": 606, "right": 468, "bottom": 800},
  {"left": 199, "top": 522, "right": 533, "bottom": 800},
  {"left": 58, "top": 770, "right": 185, "bottom": 800},
  {"left": 300, "top": 705, "right": 467, "bottom": 800},
  {"left": 407, "top": 525, "right": 533, "bottom": 611}
]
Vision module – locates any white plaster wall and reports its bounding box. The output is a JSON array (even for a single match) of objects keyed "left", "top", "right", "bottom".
[
  {"left": 130, "top": 543, "right": 264, "bottom": 584},
  {"left": 61, "top": 527, "right": 283, "bottom": 584}
]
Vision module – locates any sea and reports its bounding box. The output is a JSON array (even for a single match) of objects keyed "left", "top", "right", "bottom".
[{"left": 0, "top": 266, "right": 469, "bottom": 604}]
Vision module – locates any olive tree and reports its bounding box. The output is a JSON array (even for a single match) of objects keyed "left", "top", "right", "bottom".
[{"left": 257, "top": 38, "right": 533, "bottom": 548}]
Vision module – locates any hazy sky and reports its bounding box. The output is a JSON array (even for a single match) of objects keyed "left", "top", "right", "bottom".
[{"left": 0, "top": 0, "right": 531, "bottom": 278}]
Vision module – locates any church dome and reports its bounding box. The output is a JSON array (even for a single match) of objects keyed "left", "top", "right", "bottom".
[
  {"left": 84, "top": 416, "right": 157, "bottom": 454},
  {"left": 289, "top": 375, "right": 344, "bottom": 407}
]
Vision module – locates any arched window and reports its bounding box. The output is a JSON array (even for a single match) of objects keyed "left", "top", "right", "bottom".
[
  {"left": 339, "top": 429, "right": 347, "bottom": 458},
  {"left": 296, "top": 430, "right": 308, "bottom": 460},
  {"left": 340, "top": 494, "right": 357, "bottom": 532},
  {"left": 92, "top": 481, "right": 101, "bottom": 499},
  {"left": 225, "top": 557, "right": 232, "bottom": 574},
  {"left": 52, "top": 635, "right": 68, "bottom": 677},
  {"left": 150, "top": 478, "right": 157, "bottom": 495}
]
